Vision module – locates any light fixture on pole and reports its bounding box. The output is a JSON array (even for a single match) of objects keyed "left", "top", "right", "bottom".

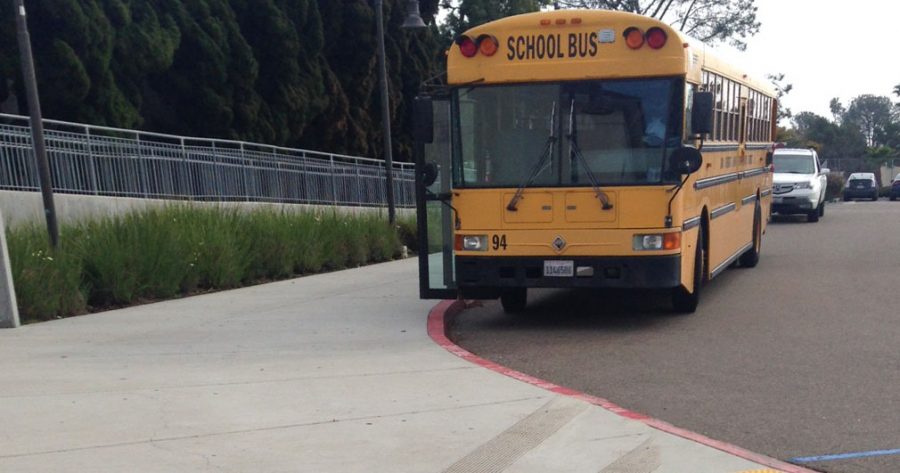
[
  {"left": 402, "top": 0, "right": 427, "bottom": 29},
  {"left": 375, "top": 0, "right": 426, "bottom": 225}
]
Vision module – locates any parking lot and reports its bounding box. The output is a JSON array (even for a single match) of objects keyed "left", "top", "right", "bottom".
[{"left": 451, "top": 200, "right": 900, "bottom": 473}]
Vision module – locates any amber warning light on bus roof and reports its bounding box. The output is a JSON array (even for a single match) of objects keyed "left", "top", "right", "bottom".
[{"left": 455, "top": 34, "right": 500, "bottom": 58}]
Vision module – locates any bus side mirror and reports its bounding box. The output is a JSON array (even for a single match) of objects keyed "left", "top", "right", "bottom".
[
  {"left": 420, "top": 162, "right": 439, "bottom": 187},
  {"left": 692, "top": 92, "right": 714, "bottom": 135},
  {"left": 765, "top": 151, "right": 774, "bottom": 166},
  {"left": 670, "top": 146, "right": 703, "bottom": 175},
  {"left": 414, "top": 96, "right": 434, "bottom": 144}
]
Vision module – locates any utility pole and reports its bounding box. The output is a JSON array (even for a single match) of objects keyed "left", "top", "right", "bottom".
[{"left": 13, "top": 0, "right": 58, "bottom": 248}]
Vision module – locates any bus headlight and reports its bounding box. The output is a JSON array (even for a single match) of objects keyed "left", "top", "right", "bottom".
[
  {"left": 633, "top": 233, "right": 681, "bottom": 251},
  {"left": 456, "top": 235, "right": 488, "bottom": 251}
]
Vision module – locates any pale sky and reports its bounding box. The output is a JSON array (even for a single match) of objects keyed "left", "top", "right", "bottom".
[{"left": 716, "top": 0, "right": 900, "bottom": 122}]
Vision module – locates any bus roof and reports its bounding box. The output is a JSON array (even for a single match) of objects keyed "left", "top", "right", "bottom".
[{"left": 448, "top": 9, "right": 775, "bottom": 96}]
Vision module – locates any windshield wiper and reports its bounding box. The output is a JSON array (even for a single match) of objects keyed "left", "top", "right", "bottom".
[
  {"left": 506, "top": 102, "right": 558, "bottom": 211},
  {"left": 566, "top": 100, "right": 613, "bottom": 210}
]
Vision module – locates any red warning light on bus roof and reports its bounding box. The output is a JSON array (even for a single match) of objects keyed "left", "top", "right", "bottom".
[{"left": 646, "top": 27, "right": 668, "bottom": 49}]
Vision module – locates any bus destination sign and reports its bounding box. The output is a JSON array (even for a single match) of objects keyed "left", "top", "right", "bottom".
[{"left": 506, "top": 32, "right": 600, "bottom": 61}]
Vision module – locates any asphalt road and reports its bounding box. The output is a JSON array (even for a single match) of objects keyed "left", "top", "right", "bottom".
[{"left": 451, "top": 199, "right": 900, "bottom": 473}]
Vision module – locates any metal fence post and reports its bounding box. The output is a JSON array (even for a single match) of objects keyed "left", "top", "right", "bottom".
[
  {"left": 240, "top": 143, "right": 250, "bottom": 202},
  {"left": 212, "top": 141, "right": 221, "bottom": 199},
  {"left": 85, "top": 126, "right": 99, "bottom": 195},
  {"left": 273, "top": 148, "right": 283, "bottom": 203},
  {"left": 181, "top": 137, "right": 193, "bottom": 199},
  {"left": 330, "top": 155, "right": 338, "bottom": 206},
  {"left": 136, "top": 134, "right": 150, "bottom": 198},
  {"left": 355, "top": 165, "right": 362, "bottom": 205}
]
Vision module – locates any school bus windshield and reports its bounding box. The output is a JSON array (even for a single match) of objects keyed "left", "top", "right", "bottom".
[{"left": 452, "top": 77, "right": 684, "bottom": 188}]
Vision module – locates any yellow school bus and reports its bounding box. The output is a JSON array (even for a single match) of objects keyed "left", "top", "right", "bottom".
[{"left": 414, "top": 9, "right": 777, "bottom": 313}]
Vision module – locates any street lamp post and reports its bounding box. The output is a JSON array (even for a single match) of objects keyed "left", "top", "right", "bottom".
[
  {"left": 374, "top": 0, "right": 425, "bottom": 224},
  {"left": 12, "top": 0, "right": 58, "bottom": 247}
]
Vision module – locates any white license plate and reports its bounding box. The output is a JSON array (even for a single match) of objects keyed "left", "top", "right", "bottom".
[{"left": 543, "top": 260, "right": 574, "bottom": 277}]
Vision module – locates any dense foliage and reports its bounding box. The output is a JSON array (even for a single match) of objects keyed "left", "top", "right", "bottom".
[
  {"left": 780, "top": 92, "right": 900, "bottom": 173},
  {"left": 0, "top": 0, "right": 443, "bottom": 161},
  {"left": 1, "top": 0, "right": 769, "bottom": 161}
]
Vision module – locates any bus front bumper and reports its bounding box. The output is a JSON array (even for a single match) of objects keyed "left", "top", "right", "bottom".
[{"left": 456, "top": 255, "right": 681, "bottom": 295}]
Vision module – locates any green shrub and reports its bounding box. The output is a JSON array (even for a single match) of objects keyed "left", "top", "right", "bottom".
[
  {"left": 178, "top": 207, "right": 249, "bottom": 289},
  {"left": 348, "top": 217, "right": 371, "bottom": 267},
  {"left": 395, "top": 217, "right": 417, "bottom": 253},
  {"left": 241, "top": 210, "right": 298, "bottom": 281},
  {"left": 6, "top": 206, "right": 404, "bottom": 322},
  {"left": 825, "top": 174, "right": 844, "bottom": 201},
  {"left": 6, "top": 226, "right": 86, "bottom": 321},
  {"left": 291, "top": 212, "right": 325, "bottom": 273}
]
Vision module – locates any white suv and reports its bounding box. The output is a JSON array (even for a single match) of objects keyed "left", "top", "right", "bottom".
[{"left": 771, "top": 148, "right": 828, "bottom": 222}]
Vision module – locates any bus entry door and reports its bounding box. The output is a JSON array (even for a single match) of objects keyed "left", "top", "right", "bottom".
[{"left": 414, "top": 96, "right": 457, "bottom": 299}]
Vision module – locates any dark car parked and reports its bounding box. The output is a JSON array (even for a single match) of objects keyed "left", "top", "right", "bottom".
[
  {"left": 891, "top": 174, "right": 900, "bottom": 201},
  {"left": 843, "top": 173, "right": 879, "bottom": 201}
]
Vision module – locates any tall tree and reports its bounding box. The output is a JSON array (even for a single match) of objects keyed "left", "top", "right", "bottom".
[
  {"left": 553, "top": 0, "right": 760, "bottom": 50},
  {"left": 0, "top": 0, "right": 445, "bottom": 161},
  {"left": 844, "top": 94, "right": 896, "bottom": 148},
  {"left": 767, "top": 73, "right": 792, "bottom": 122},
  {"left": 439, "top": 0, "right": 551, "bottom": 38},
  {"left": 791, "top": 111, "right": 866, "bottom": 166},
  {"left": 829, "top": 98, "right": 845, "bottom": 125}
]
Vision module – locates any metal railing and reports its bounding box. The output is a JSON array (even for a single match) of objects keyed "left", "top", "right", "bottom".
[{"left": 0, "top": 113, "right": 415, "bottom": 207}]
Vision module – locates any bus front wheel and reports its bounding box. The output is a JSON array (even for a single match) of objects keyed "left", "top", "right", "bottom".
[
  {"left": 500, "top": 288, "right": 527, "bottom": 314},
  {"left": 672, "top": 231, "right": 703, "bottom": 314},
  {"left": 739, "top": 203, "right": 761, "bottom": 268}
]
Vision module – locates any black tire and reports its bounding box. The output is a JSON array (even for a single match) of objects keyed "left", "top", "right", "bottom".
[
  {"left": 872, "top": 193, "right": 878, "bottom": 202},
  {"left": 500, "top": 288, "right": 527, "bottom": 314},
  {"left": 739, "top": 203, "right": 761, "bottom": 268},
  {"left": 672, "top": 230, "right": 704, "bottom": 314},
  {"left": 818, "top": 200, "right": 825, "bottom": 217},
  {"left": 807, "top": 207, "right": 819, "bottom": 222},
  {"left": 891, "top": 196, "right": 897, "bottom": 201},
  {"left": 843, "top": 195, "right": 850, "bottom": 202}
]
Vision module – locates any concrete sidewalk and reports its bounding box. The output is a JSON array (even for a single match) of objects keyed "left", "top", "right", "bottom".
[{"left": 0, "top": 259, "right": 794, "bottom": 472}]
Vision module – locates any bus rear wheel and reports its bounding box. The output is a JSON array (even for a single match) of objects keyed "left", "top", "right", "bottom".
[
  {"left": 500, "top": 288, "right": 527, "bottom": 314},
  {"left": 672, "top": 231, "right": 703, "bottom": 314}
]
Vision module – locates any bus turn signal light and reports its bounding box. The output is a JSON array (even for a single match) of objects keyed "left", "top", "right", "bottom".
[
  {"left": 663, "top": 232, "right": 681, "bottom": 250},
  {"left": 633, "top": 233, "right": 680, "bottom": 251},
  {"left": 624, "top": 27, "right": 644, "bottom": 49},
  {"left": 646, "top": 27, "right": 668, "bottom": 49}
]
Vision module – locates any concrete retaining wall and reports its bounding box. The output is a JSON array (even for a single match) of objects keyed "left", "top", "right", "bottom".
[{"left": 0, "top": 190, "right": 413, "bottom": 228}]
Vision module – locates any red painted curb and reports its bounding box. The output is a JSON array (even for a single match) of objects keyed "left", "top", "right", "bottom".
[{"left": 427, "top": 300, "right": 817, "bottom": 473}]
